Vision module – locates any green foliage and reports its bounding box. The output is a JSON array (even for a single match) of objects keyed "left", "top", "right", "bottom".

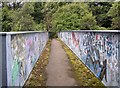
[
  {"left": 0, "top": 8, "right": 2, "bottom": 31},
  {"left": 2, "top": 4, "right": 12, "bottom": 32},
  {"left": 22, "top": 2, "right": 34, "bottom": 15},
  {"left": 32, "top": 2, "right": 44, "bottom": 24},
  {"left": 52, "top": 3, "right": 96, "bottom": 32},
  {"left": 88, "top": 2, "right": 112, "bottom": 28},
  {"left": 13, "top": 14, "right": 35, "bottom": 31},
  {"left": 42, "top": 2, "right": 60, "bottom": 31},
  {"left": 2, "top": 2, "right": 118, "bottom": 32},
  {"left": 79, "top": 13, "right": 96, "bottom": 30},
  {"left": 35, "top": 23, "right": 46, "bottom": 31},
  {"left": 9, "top": 3, "right": 36, "bottom": 31},
  {"left": 93, "top": 26, "right": 107, "bottom": 30},
  {"left": 107, "top": 2, "right": 120, "bottom": 29},
  {"left": 42, "top": 2, "right": 69, "bottom": 32}
]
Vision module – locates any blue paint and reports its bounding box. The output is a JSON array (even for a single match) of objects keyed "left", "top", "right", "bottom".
[{"left": 59, "top": 31, "right": 119, "bottom": 86}]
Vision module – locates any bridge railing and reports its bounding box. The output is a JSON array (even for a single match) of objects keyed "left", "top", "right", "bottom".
[
  {"left": 58, "top": 30, "right": 120, "bottom": 87},
  {"left": 0, "top": 31, "right": 49, "bottom": 87}
]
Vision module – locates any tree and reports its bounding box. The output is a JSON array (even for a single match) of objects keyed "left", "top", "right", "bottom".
[
  {"left": 88, "top": 2, "right": 112, "bottom": 28},
  {"left": 52, "top": 3, "right": 97, "bottom": 32},
  {"left": 32, "top": 2, "right": 44, "bottom": 24},
  {"left": 2, "top": 2, "right": 116, "bottom": 32},
  {"left": 0, "top": 8, "right": 2, "bottom": 31},
  {"left": 107, "top": 2, "right": 120, "bottom": 29},
  {"left": 2, "top": 3, "right": 12, "bottom": 32},
  {"left": 9, "top": 2, "right": 36, "bottom": 31},
  {"left": 42, "top": 2, "right": 68, "bottom": 31}
]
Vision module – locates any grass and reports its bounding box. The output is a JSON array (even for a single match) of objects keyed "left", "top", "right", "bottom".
[
  {"left": 24, "top": 39, "right": 51, "bottom": 86},
  {"left": 58, "top": 38, "right": 106, "bottom": 87}
]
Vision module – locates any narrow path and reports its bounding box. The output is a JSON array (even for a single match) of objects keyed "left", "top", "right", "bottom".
[{"left": 46, "top": 39, "right": 77, "bottom": 86}]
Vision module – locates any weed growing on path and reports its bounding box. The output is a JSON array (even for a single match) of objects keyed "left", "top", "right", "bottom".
[
  {"left": 58, "top": 38, "right": 105, "bottom": 87},
  {"left": 24, "top": 40, "right": 51, "bottom": 86}
]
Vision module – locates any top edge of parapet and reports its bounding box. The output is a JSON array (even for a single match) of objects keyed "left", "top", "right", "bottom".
[
  {"left": 60, "top": 30, "right": 120, "bottom": 33},
  {"left": 0, "top": 31, "right": 48, "bottom": 35}
]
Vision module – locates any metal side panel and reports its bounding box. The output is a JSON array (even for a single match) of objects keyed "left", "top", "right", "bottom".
[
  {"left": 118, "top": 33, "right": 120, "bottom": 88},
  {"left": 2, "top": 34, "right": 7, "bottom": 87},
  {"left": 0, "top": 34, "right": 2, "bottom": 88},
  {"left": 6, "top": 34, "right": 14, "bottom": 86}
]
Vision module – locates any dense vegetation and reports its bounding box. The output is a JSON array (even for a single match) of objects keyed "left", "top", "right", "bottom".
[
  {"left": 1, "top": 2, "right": 120, "bottom": 32},
  {"left": 0, "top": 8, "right": 2, "bottom": 31}
]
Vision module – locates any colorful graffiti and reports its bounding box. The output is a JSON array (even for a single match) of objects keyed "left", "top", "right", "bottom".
[
  {"left": 7, "top": 32, "right": 48, "bottom": 86},
  {"left": 59, "top": 31, "right": 119, "bottom": 86}
]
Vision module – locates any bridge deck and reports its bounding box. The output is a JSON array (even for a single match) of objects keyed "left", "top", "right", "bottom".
[{"left": 46, "top": 39, "right": 77, "bottom": 86}]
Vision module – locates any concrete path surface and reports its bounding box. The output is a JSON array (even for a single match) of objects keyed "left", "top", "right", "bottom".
[{"left": 46, "top": 39, "right": 77, "bottom": 86}]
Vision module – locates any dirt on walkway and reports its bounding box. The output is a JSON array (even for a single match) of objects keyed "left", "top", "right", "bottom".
[{"left": 46, "top": 39, "right": 77, "bottom": 86}]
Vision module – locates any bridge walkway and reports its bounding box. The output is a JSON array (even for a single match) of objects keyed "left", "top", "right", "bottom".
[{"left": 46, "top": 39, "right": 77, "bottom": 86}]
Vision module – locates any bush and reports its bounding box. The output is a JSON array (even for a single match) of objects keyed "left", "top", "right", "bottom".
[{"left": 93, "top": 26, "right": 107, "bottom": 30}]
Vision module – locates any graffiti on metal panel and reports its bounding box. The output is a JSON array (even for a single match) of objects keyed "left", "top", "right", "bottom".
[
  {"left": 81, "top": 33, "right": 107, "bottom": 82},
  {"left": 11, "top": 33, "right": 48, "bottom": 86},
  {"left": 59, "top": 32, "right": 119, "bottom": 86}
]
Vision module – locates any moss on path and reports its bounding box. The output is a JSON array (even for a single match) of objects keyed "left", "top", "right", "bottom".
[
  {"left": 46, "top": 39, "right": 77, "bottom": 86},
  {"left": 24, "top": 38, "right": 106, "bottom": 87},
  {"left": 24, "top": 40, "right": 51, "bottom": 86},
  {"left": 58, "top": 38, "right": 105, "bottom": 87}
]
